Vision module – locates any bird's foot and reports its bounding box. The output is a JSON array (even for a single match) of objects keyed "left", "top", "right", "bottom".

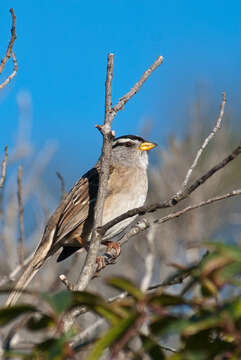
[
  {"left": 102, "top": 241, "right": 121, "bottom": 258},
  {"left": 96, "top": 256, "right": 106, "bottom": 273},
  {"left": 95, "top": 242, "right": 121, "bottom": 274}
]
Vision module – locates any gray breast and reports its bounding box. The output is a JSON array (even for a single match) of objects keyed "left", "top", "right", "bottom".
[{"left": 102, "top": 165, "right": 148, "bottom": 240}]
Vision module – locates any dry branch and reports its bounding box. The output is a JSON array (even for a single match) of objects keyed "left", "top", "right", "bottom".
[
  {"left": 154, "top": 189, "right": 241, "bottom": 226},
  {"left": 0, "top": 146, "right": 8, "bottom": 188},
  {"left": 72, "top": 53, "right": 115, "bottom": 293},
  {"left": 0, "top": 51, "right": 18, "bottom": 90},
  {"left": 181, "top": 91, "right": 226, "bottom": 189},
  {"left": 56, "top": 171, "right": 66, "bottom": 201},
  {"left": 17, "top": 164, "right": 25, "bottom": 266},
  {"left": 140, "top": 227, "right": 156, "bottom": 292},
  {"left": 110, "top": 56, "right": 163, "bottom": 119},
  {"left": 0, "top": 252, "right": 34, "bottom": 287},
  {"left": 0, "top": 8, "right": 18, "bottom": 90}
]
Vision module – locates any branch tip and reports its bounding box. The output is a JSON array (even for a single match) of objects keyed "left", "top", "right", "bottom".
[{"left": 222, "top": 91, "right": 226, "bottom": 102}]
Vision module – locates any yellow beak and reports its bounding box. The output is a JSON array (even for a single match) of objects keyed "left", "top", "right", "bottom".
[{"left": 138, "top": 141, "right": 157, "bottom": 151}]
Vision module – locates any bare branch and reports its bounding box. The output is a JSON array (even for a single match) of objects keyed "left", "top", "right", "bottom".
[
  {"left": 72, "top": 53, "right": 115, "bottom": 292},
  {"left": 122, "top": 189, "right": 241, "bottom": 244},
  {"left": 154, "top": 189, "right": 241, "bottom": 226},
  {"left": 0, "top": 146, "right": 8, "bottom": 188},
  {"left": 17, "top": 164, "right": 25, "bottom": 266},
  {"left": 59, "top": 274, "right": 72, "bottom": 290},
  {"left": 99, "top": 144, "right": 241, "bottom": 235},
  {"left": 111, "top": 56, "right": 163, "bottom": 119},
  {"left": 0, "top": 51, "right": 18, "bottom": 90},
  {"left": 56, "top": 171, "right": 66, "bottom": 201},
  {"left": 140, "top": 227, "right": 156, "bottom": 292},
  {"left": 0, "top": 9, "right": 16, "bottom": 74},
  {"left": 181, "top": 92, "right": 226, "bottom": 189},
  {"left": 72, "top": 54, "right": 164, "bottom": 293},
  {"left": 0, "top": 252, "right": 33, "bottom": 287},
  {"left": 70, "top": 318, "right": 105, "bottom": 349},
  {"left": 148, "top": 252, "right": 209, "bottom": 290},
  {"left": 0, "top": 8, "right": 18, "bottom": 90}
]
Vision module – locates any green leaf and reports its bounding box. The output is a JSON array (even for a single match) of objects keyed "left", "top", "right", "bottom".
[
  {"left": 106, "top": 277, "right": 144, "bottom": 300},
  {"left": 207, "top": 242, "right": 241, "bottom": 261},
  {"left": 219, "top": 262, "right": 241, "bottom": 282},
  {"left": 26, "top": 314, "right": 54, "bottom": 331},
  {"left": 225, "top": 296, "right": 241, "bottom": 319},
  {"left": 72, "top": 291, "right": 107, "bottom": 306},
  {"left": 201, "top": 278, "right": 218, "bottom": 297},
  {"left": 183, "top": 329, "right": 234, "bottom": 358},
  {"left": 41, "top": 290, "right": 72, "bottom": 314},
  {"left": 35, "top": 334, "right": 71, "bottom": 360},
  {"left": 150, "top": 293, "right": 187, "bottom": 307},
  {"left": 182, "top": 314, "right": 222, "bottom": 337},
  {"left": 88, "top": 312, "right": 140, "bottom": 360},
  {"left": 1, "top": 351, "right": 34, "bottom": 359},
  {"left": 72, "top": 291, "right": 126, "bottom": 323},
  {"left": 0, "top": 304, "right": 36, "bottom": 326},
  {"left": 151, "top": 316, "right": 188, "bottom": 336}
]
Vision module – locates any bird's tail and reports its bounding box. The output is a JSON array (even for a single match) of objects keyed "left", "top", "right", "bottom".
[
  {"left": 5, "top": 259, "right": 41, "bottom": 307},
  {"left": 6, "top": 228, "right": 55, "bottom": 307}
]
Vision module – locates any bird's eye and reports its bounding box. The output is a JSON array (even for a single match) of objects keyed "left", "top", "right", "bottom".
[{"left": 124, "top": 142, "right": 133, "bottom": 147}]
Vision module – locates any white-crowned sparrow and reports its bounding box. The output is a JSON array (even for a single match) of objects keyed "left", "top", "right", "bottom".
[{"left": 6, "top": 135, "right": 157, "bottom": 306}]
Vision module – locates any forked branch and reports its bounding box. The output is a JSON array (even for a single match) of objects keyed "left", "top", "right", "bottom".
[{"left": 72, "top": 54, "right": 164, "bottom": 293}]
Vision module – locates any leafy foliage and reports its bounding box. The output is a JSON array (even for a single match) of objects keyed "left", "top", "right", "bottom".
[{"left": 2, "top": 241, "right": 241, "bottom": 359}]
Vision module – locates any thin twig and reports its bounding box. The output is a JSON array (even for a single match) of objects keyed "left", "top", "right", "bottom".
[
  {"left": 0, "top": 9, "right": 16, "bottom": 74},
  {"left": 0, "top": 252, "right": 34, "bottom": 287},
  {"left": 0, "top": 8, "right": 18, "bottom": 90},
  {"left": 154, "top": 189, "right": 241, "bottom": 226},
  {"left": 99, "top": 144, "right": 241, "bottom": 235},
  {"left": 17, "top": 164, "right": 25, "bottom": 265},
  {"left": 0, "top": 146, "right": 8, "bottom": 188},
  {"left": 59, "top": 274, "right": 72, "bottom": 290},
  {"left": 0, "top": 51, "right": 18, "bottom": 90},
  {"left": 140, "top": 227, "right": 156, "bottom": 292},
  {"left": 148, "top": 252, "right": 209, "bottom": 290},
  {"left": 70, "top": 318, "right": 105, "bottom": 349},
  {"left": 56, "top": 171, "right": 66, "bottom": 201},
  {"left": 111, "top": 56, "right": 163, "bottom": 119},
  {"left": 123, "top": 189, "right": 241, "bottom": 244},
  {"left": 181, "top": 92, "right": 226, "bottom": 189},
  {"left": 159, "top": 345, "right": 177, "bottom": 353}
]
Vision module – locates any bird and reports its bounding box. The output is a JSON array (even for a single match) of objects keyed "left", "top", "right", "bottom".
[{"left": 6, "top": 135, "right": 157, "bottom": 306}]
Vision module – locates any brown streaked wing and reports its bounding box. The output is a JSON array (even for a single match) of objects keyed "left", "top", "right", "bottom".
[{"left": 54, "top": 166, "right": 99, "bottom": 242}]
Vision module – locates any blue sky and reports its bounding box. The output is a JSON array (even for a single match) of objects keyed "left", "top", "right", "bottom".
[{"left": 0, "top": 0, "right": 240, "bottom": 187}]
